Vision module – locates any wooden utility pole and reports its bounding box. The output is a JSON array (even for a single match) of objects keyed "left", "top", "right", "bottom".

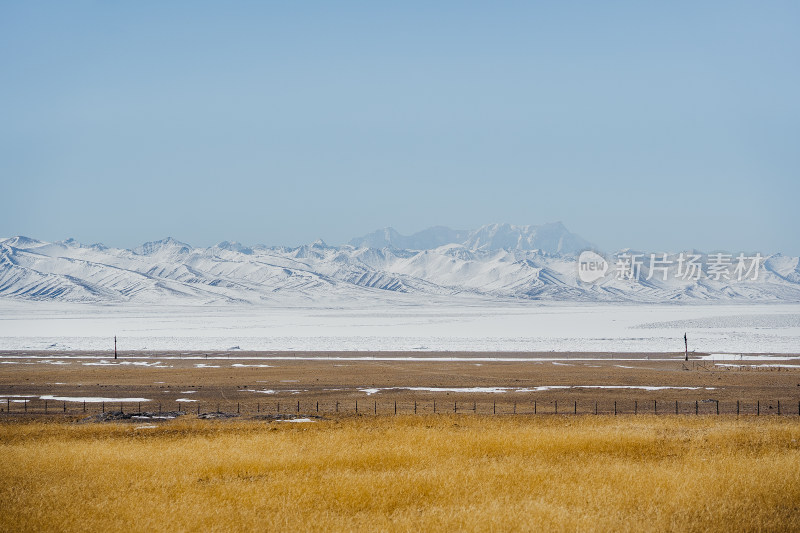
[
  {"left": 114, "top": 336, "right": 117, "bottom": 360},
  {"left": 684, "top": 332, "right": 688, "bottom": 361}
]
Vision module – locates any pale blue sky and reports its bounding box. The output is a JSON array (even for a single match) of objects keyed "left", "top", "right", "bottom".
[{"left": 1, "top": 2, "right": 798, "bottom": 254}]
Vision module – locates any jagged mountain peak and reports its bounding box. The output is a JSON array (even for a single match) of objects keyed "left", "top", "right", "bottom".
[
  {"left": 214, "top": 241, "right": 253, "bottom": 255},
  {"left": 1, "top": 236, "right": 46, "bottom": 249},
  {"left": 57, "top": 238, "right": 108, "bottom": 251},
  {"left": 133, "top": 237, "right": 193, "bottom": 256}
]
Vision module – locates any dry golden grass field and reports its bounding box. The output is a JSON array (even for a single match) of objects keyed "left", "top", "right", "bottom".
[{"left": 1, "top": 415, "right": 800, "bottom": 532}]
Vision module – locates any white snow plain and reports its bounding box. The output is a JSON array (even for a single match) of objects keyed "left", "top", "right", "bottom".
[{"left": 0, "top": 300, "right": 798, "bottom": 354}]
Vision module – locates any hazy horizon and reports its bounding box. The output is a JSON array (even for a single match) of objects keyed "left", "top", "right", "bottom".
[{"left": 0, "top": 220, "right": 790, "bottom": 256}]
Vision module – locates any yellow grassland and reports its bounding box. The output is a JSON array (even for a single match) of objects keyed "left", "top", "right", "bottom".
[{"left": 1, "top": 415, "right": 799, "bottom": 532}]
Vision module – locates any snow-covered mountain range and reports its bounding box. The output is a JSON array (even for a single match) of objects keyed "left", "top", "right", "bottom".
[{"left": 2, "top": 223, "right": 799, "bottom": 304}]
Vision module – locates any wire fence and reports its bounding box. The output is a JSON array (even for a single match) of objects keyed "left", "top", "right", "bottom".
[{"left": 2, "top": 398, "right": 800, "bottom": 417}]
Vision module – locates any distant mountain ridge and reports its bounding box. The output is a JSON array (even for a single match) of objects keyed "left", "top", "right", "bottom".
[
  {"left": 348, "top": 222, "right": 593, "bottom": 255},
  {"left": 349, "top": 226, "right": 470, "bottom": 251},
  {"left": 1, "top": 224, "right": 799, "bottom": 304}
]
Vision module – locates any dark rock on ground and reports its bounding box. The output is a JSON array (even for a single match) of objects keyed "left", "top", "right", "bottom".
[
  {"left": 197, "top": 412, "right": 240, "bottom": 419},
  {"left": 79, "top": 411, "right": 185, "bottom": 423}
]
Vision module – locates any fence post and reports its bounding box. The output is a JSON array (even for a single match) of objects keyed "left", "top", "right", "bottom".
[
  {"left": 84, "top": 401, "right": 86, "bottom": 413},
  {"left": 454, "top": 401, "right": 457, "bottom": 414},
  {"left": 45, "top": 400, "right": 48, "bottom": 414},
  {"left": 297, "top": 401, "right": 300, "bottom": 414},
  {"left": 63, "top": 401, "right": 66, "bottom": 413},
  {"left": 373, "top": 401, "right": 376, "bottom": 415},
  {"left": 24, "top": 400, "right": 27, "bottom": 413},
  {"left": 197, "top": 404, "right": 200, "bottom": 415},
  {"left": 394, "top": 401, "right": 396, "bottom": 415},
  {"left": 413, "top": 401, "right": 416, "bottom": 414},
  {"left": 515, "top": 402, "right": 517, "bottom": 414},
  {"left": 716, "top": 400, "right": 719, "bottom": 415},
  {"left": 473, "top": 401, "right": 476, "bottom": 412},
  {"left": 317, "top": 401, "right": 319, "bottom": 413},
  {"left": 737, "top": 400, "right": 739, "bottom": 415},
  {"left": 336, "top": 401, "right": 339, "bottom": 413},
  {"left": 555, "top": 400, "right": 558, "bottom": 415},
  {"left": 101, "top": 401, "right": 103, "bottom": 413},
  {"left": 433, "top": 400, "right": 436, "bottom": 414},
  {"left": 277, "top": 402, "right": 280, "bottom": 413},
  {"left": 492, "top": 401, "right": 495, "bottom": 415},
  {"left": 574, "top": 401, "right": 576, "bottom": 415},
  {"left": 237, "top": 403, "right": 240, "bottom": 414},
  {"left": 595, "top": 401, "right": 597, "bottom": 415},
  {"left": 675, "top": 400, "right": 678, "bottom": 415},
  {"left": 654, "top": 400, "right": 657, "bottom": 415},
  {"left": 534, "top": 401, "right": 537, "bottom": 415},
  {"left": 6, "top": 398, "right": 8, "bottom": 412},
  {"left": 757, "top": 400, "right": 760, "bottom": 416},
  {"left": 778, "top": 400, "right": 781, "bottom": 415},
  {"left": 355, "top": 400, "right": 358, "bottom": 413},
  {"left": 695, "top": 400, "right": 698, "bottom": 415},
  {"left": 634, "top": 401, "right": 637, "bottom": 415},
  {"left": 257, "top": 403, "right": 260, "bottom": 413},
  {"left": 614, "top": 401, "right": 617, "bottom": 416}
]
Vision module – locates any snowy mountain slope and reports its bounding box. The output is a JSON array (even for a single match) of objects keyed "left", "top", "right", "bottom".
[
  {"left": 1, "top": 229, "right": 799, "bottom": 304},
  {"left": 0, "top": 240, "right": 250, "bottom": 303}
]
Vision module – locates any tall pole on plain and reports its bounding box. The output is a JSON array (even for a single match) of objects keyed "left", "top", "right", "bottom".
[
  {"left": 684, "top": 332, "right": 688, "bottom": 361},
  {"left": 114, "top": 336, "right": 117, "bottom": 360}
]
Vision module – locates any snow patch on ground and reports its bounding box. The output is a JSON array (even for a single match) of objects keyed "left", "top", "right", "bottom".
[
  {"left": 700, "top": 354, "right": 800, "bottom": 361},
  {"left": 39, "top": 395, "right": 151, "bottom": 403},
  {"left": 359, "top": 386, "right": 713, "bottom": 395},
  {"left": 715, "top": 363, "right": 800, "bottom": 369},
  {"left": 83, "top": 360, "right": 169, "bottom": 367}
]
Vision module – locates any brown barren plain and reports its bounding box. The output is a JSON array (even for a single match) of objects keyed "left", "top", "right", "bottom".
[{"left": 2, "top": 350, "right": 799, "bottom": 416}]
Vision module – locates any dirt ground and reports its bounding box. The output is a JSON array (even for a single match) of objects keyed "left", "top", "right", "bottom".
[{"left": 1, "top": 350, "right": 799, "bottom": 416}]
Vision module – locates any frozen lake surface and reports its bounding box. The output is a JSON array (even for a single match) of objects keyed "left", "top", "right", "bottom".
[{"left": 0, "top": 300, "right": 798, "bottom": 353}]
